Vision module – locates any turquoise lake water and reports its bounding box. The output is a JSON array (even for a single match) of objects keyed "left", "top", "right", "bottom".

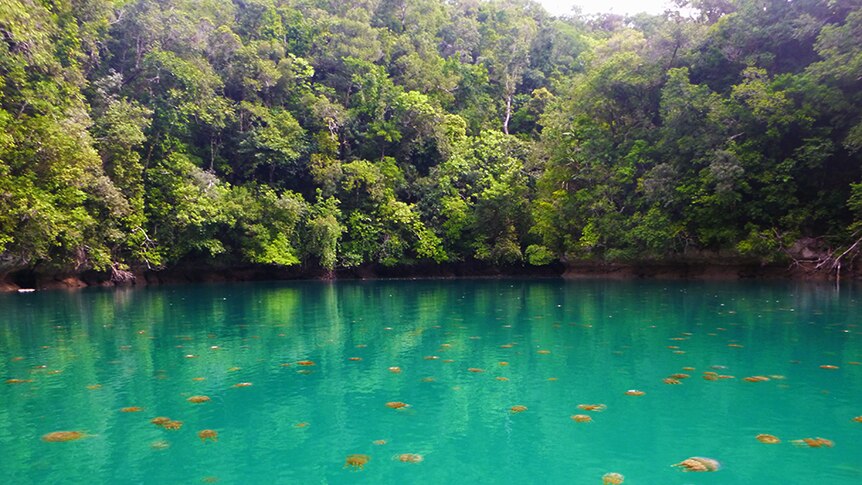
[{"left": 1, "top": 279, "right": 861, "bottom": 484}]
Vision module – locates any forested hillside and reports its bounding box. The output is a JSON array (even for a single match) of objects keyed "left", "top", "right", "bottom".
[{"left": 1, "top": 0, "right": 861, "bottom": 284}]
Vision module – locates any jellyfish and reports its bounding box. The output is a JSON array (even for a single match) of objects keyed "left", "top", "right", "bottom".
[
  {"left": 187, "top": 395, "right": 211, "bottom": 404},
  {"left": 397, "top": 453, "right": 423, "bottom": 463},
  {"left": 227, "top": 367, "right": 240, "bottom": 372},
  {"left": 42, "top": 431, "right": 85, "bottom": 442},
  {"left": 756, "top": 434, "right": 780, "bottom": 444},
  {"left": 344, "top": 454, "right": 370, "bottom": 470},
  {"left": 718, "top": 375, "right": 735, "bottom": 379},
  {"left": 233, "top": 382, "right": 253, "bottom": 388},
  {"left": 510, "top": 405, "right": 528, "bottom": 413},
  {"left": 424, "top": 356, "right": 439, "bottom": 360},
  {"left": 86, "top": 384, "right": 102, "bottom": 390},
  {"left": 348, "top": 357, "right": 362, "bottom": 361},
  {"left": 198, "top": 429, "right": 218, "bottom": 442},
  {"left": 624, "top": 390, "right": 645, "bottom": 396},
  {"left": 682, "top": 367, "right": 696, "bottom": 371},
  {"left": 819, "top": 365, "right": 839, "bottom": 370},
  {"left": 499, "top": 362, "right": 509, "bottom": 366},
  {"left": 6, "top": 379, "right": 33, "bottom": 384},
  {"left": 467, "top": 368, "right": 484, "bottom": 373},
  {"left": 577, "top": 404, "right": 606, "bottom": 412},
  {"left": 192, "top": 377, "right": 206, "bottom": 382},
  {"left": 537, "top": 350, "right": 551, "bottom": 355},
  {"left": 602, "top": 472, "right": 624, "bottom": 484},
  {"left": 663, "top": 378, "right": 682, "bottom": 385},
  {"left": 496, "top": 377, "right": 509, "bottom": 381},
  {"left": 728, "top": 343, "right": 744, "bottom": 348},
  {"left": 295, "top": 422, "right": 309, "bottom": 428},
  {"left": 743, "top": 376, "right": 770, "bottom": 382},
  {"left": 163, "top": 421, "right": 183, "bottom": 430},
  {"left": 373, "top": 440, "right": 387, "bottom": 445},
  {"left": 703, "top": 372, "right": 719, "bottom": 381},
  {"left": 571, "top": 414, "right": 592, "bottom": 423},
  {"left": 121, "top": 406, "right": 143, "bottom": 413},
  {"left": 389, "top": 367, "right": 402, "bottom": 374},
  {"left": 151, "top": 440, "right": 170, "bottom": 450},
  {"left": 386, "top": 401, "right": 409, "bottom": 409},
  {"left": 202, "top": 477, "right": 220, "bottom": 483},
  {"left": 672, "top": 457, "right": 721, "bottom": 472},
  {"left": 669, "top": 373, "right": 690, "bottom": 380},
  {"left": 443, "top": 359, "right": 455, "bottom": 363},
  {"left": 421, "top": 377, "right": 435, "bottom": 382},
  {"left": 297, "top": 360, "right": 315, "bottom": 366},
  {"left": 853, "top": 416, "right": 862, "bottom": 423},
  {"left": 792, "top": 437, "right": 833, "bottom": 448},
  {"left": 500, "top": 344, "right": 514, "bottom": 349}
]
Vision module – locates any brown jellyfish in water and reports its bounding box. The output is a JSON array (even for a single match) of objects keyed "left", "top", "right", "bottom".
[
  {"left": 42, "top": 431, "right": 85, "bottom": 442},
  {"left": 198, "top": 429, "right": 218, "bottom": 442},
  {"left": 853, "top": 416, "right": 862, "bottom": 423},
  {"left": 577, "top": 404, "right": 607, "bottom": 412},
  {"left": 386, "top": 401, "right": 409, "bottom": 409},
  {"left": 571, "top": 414, "right": 592, "bottom": 423},
  {"left": 6, "top": 378, "right": 33, "bottom": 384},
  {"left": 424, "top": 356, "right": 439, "bottom": 360},
  {"left": 344, "top": 454, "right": 370, "bottom": 470},
  {"left": 625, "top": 389, "right": 645, "bottom": 396},
  {"left": 373, "top": 440, "right": 387, "bottom": 445},
  {"left": 792, "top": 437, "right": 834, "bottom": 448},
  {"left": 187, "top": 395, "right": 211, "bottom": 404},
  {"left": 151, "top": 417, "right": 172, "bottom": 426},
  {"left": 510, "top": 405, "right": 528, "bottom": 413},
  {"left": 756, "top": 434, "right": 781, "bottom": 444},
  {"left": 467, "top": 368, "right": 484, "bottom": 373},
  {"left": 397, "top": 453, "right": 423, "bottom": 463},
  {"left": 297, "top": 360, "right": 315, "bottom": 366},
  {"left": 602, "top": 472, "right": 624, "bottom": 484},
  {"left": 820, "top": 365, "right": 839, "bottom": 370},
  {"left": 121, "top": 406, "right": 143, "bottom": 413},
  {"left": 233, "top": 382, "right": 253, "bottom": 388},
  {"left": 669, "top": 373, "right": 690, "bottom": 380},
  {"left": 348, "top": 357, "right": 362, "bottom": 361},
  {"left": 294, "top": 422, "right": 309, "bottom": 428},
  {"left": 743, "top": 376, "right": 770, "bottom": 382},
  {"left": 663, "top": 377, "right": 682, "bottom": 385},
  {"left": 496, "top": 377, "right": 509, "bottom": 381},
  {"left": 537, "top": 350, "right": 551, "bottom": 355},
  {"left": 388, "top": 366, "right": 402, "bottom": 374},
  {"left": 162, "top": 420, "right": 183, "bottom": 430},
  {"left": 672, "top": 457, "right": 721, "bottom": 472}
]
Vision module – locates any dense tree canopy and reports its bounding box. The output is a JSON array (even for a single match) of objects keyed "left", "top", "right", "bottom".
[{"left": 1, "top": 0, "right": 860, "bottom": 279}]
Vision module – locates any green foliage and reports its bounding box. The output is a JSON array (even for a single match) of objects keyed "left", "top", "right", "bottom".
[{"left": 3, "top": 0, "right": 862, "bottom": 278}]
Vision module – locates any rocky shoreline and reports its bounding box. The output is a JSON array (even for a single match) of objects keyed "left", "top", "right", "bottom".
[{"left": 0, "top": 258, "right": 846, "bottom": 292}]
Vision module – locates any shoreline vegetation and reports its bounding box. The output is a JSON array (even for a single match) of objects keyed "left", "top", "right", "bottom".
[
  {"left": 2, "top": 0, "right": 861, "bottom": 290},
  {"left": 0, "top": 258, "right": 843, "bottom": 292}
]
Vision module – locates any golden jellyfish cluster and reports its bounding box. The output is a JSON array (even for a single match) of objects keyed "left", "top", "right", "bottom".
[
  {"left": 571, "top": 414, "right": 592, "bottom": 423},
  {"left": 792, "top": 437, "right": 834, "bottom": 448},
  {"left": 344, "top": 454, "right": 370, "bottom": 470},
  {"left": 386, "top": 401, "right": 409, "bottom": 409},
  {"left": 198, "top": 429, "right": 218, "bottom": 442},
  {"left": 672, "top": 457, "right": 721, "bottom": 472},
  {"left": 42, "top": 431, "right": 85, "bottom": 442},
  {"left": 152, "top": 417, "right": 183, "bottom": 430},
  {"left": 663, "top": 377, "right": 682, "bottom": 385},
  {"left": 187, "top": 395, "right": 211, "bottom": 404},
  {"left": 397, "top": 453, "right": 423, "bottom": 463},
  {"left": 756, "top": 434, "right": 781, "bottom": 444},
  {"left": 602, "top": 472, "right": 624, "bottom": 484},
  {"left": 510, "top": 405, "right": 528, "bottom": 413},
  {"left": 577, "top": 404, "right": 606, "bottom": 412}
]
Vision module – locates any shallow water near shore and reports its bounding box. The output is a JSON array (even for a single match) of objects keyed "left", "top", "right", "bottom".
[{"left": 2, "top": 279, "right": 861, "bottom": 484}]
